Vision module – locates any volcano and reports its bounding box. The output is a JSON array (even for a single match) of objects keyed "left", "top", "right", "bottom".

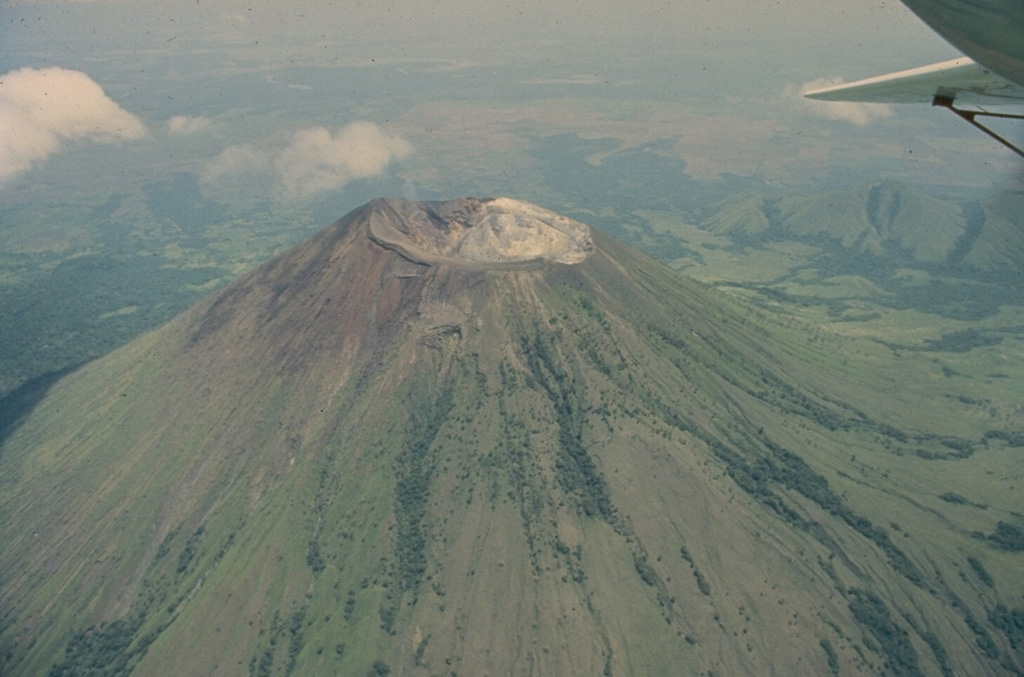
[{"left": 1, "top": 198, "right": 1021, "bottom": 676}]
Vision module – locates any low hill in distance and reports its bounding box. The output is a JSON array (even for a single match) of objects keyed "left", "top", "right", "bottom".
[
  {"left": 688, "top": 180, "right": 1024, "bottom": 290},
  {"left": 703, "top": 181, "right": 1024, "bottom": 275},
  {"left": 1, "top": 197, "right": 1021, "bottom": 676}
]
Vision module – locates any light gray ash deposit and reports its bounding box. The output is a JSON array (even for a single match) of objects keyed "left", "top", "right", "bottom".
[{"left": 367, "top": 197, "right": 593, "bottom": 267}]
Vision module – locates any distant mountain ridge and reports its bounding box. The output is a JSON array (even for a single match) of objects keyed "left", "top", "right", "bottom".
[
  {"left": 1, "top": 198, "right": 1022, "bottom": 676},
  {"left": 701, "top": 181, "right": 1024, "bottom": 271}
]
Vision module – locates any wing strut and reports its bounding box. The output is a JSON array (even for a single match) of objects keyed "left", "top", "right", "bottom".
[{"left": 932, "top": 96, "right": 1024, "bottom": 158}]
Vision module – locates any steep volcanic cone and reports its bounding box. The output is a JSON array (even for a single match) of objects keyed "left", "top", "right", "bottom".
[{"left": 1, "top": 198, "right": 1021, "bottom": 676}]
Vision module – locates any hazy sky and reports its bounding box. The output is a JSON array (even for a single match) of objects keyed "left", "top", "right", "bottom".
[
  {"left": 4, "top": 0, "right": 954, "bottom": 79},
  {"left": 1, "top": 0, "right": 1020, "bottom": 201}
]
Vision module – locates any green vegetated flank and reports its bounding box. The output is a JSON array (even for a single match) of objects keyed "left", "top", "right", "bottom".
[
  {"left": 964, "top": 611, "right": 1001, "bottom": 661},
  {"left": 494, "top": 392, "right": 547, "bottom": 570},
  {"left": 988, "top": 605, "right": 1024, "bottom": 661},
  {"left": 47, "top": 516, "right": 243, "bottom": 676},
  {"left": 632, "top": 552, "right": 659, "bottom": 588},
  {"left": 847, "top": 588, "right": 923, "bottom": 677},
  {"left": 896, "top": 609, "right": 956, "bottom": 677},
  {"left": 367, "top": 660, "right": 391, "bottom": 676},
  {"left": 939, "top": 491, "right": 988, "bottom": 509},
  {"left": 552, "top": 538, "right": 587, "bottom": 584},
  {"left": 918, "top": 328, "right": 1004, "bottom": 353},
  {"left": 249, "top": 607, "right": 311, "bottom": 677},
  {"left": 819, "top": 638, "right": 840, "bottom": 676},
  {"left": 564, "top": 282, "right": 942, "bottom": 610},
  {"left": 967, "top": 556, "right": 995, "bottom": 588},
  {"left": 638, "top": 317, "right": 931, "bottom": 585},
  {"left": 515, "top": 303, "right": 680, "bottom": 623},
  {"left": 983, "top": 430, "right": 1024, "bottom": 448},
  {"left": 305, "top": 463, "right": 340, "bottom": 578},
  {"left": 975, "top": 522, "right": 1024, "bottom": 552},
  {"left": 47, "top": 614, "right": 146, "bottom": 677},
  {"left": 520, "top": 326, "right": 613, "bottom": 521},
  {"left": 643, "top": 312, "right": 863, "bottom": 435},
  {"left": 413, "top": 634, "right": 430, "bottom": 666},
  {"left": 177, "top": 525, "right": 205, "bottom": 574},
  {"left": 393, "top": 390, "right": 451, "bottom": 593},
  {"left": 920, "top": 631, "right": 955, "bottom": 677},
  {"left": 679, "top": 544, "right": 711, "bottom": 596},
  {"left": 700, "top": 427, "right": 924, "bottom": 587}
]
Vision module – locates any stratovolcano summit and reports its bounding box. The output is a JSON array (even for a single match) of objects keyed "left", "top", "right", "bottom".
[{"left": 0, "top": 197, "right": 1021, "bottom": 676}]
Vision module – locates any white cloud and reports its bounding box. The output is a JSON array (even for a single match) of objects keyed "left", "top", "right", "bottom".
[
  {"left": 0, "top": 67, "right": 146, "bottom": 182},
  {"left": 167, "top": 115, "right": 213, "bottom": 135},
  {"left": 787, "top": 78, "right": 895, "bottom": 127},
  {"left": 202, "top": 142, "right": 273, "bottom": 188},
  {"left": 203, "top": 122, "right": 413, "bottom": 198}
]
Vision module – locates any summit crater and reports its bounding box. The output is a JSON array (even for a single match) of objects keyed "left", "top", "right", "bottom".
[{"left": 366, "top": 196, "right": 593, "bottom": 267}]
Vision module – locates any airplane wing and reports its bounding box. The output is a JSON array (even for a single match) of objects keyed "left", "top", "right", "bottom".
[
  {"left": 805, "top": 57, "right": 1024, "bottom": 157},
  {"left": 804, "top": 0, "right": 1024, "bottom": 156},
  {"left": 899, "top": 0, "right": 1024, "bottom": 89},
  {"left": 804, "top": 57, "right": 1024, "bottom": 107}
]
